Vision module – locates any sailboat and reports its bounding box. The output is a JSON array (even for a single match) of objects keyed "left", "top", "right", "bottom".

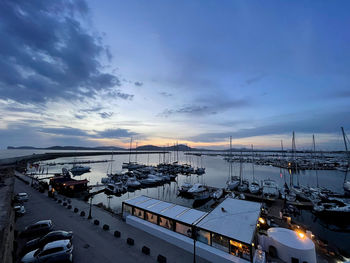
[
  {"left": 226, "top": 136, "right": 240, "bottom": 190},
  {"left": 249, "top": 145, "right": 260, "bottom": 194},
  {"left": 237, "top": 152, "right": 249, "bottom": 192}
]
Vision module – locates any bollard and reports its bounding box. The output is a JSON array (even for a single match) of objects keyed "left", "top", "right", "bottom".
[
  {"left": 142, "top": 246, "right": 150, "bottom": 255},
  {"left": 114, "top": 231, "right": 121, "bottom": 238},
  {"left": 67, "top": 205, "right": 72, "bottom": 209},
  {"left": 94, "top": 220, "right": 100, "bottom": 225},
  {"left": 80, "top": 211, "right": 85, "bottom": 217},
  {"left": 103, "top": 224, "right": 109, "bottom": 230},
  {"left": 157, "top": 255, "right": 167, "bottom": 263},
  {"left": 63, "top": 202, "right": 67, "bottom": 206},
  {"left": 126, "top": 238, "right": 134, "bottom": 246},
  {"left": 74, "top": 208, "right": 79, "bottom": 213}
]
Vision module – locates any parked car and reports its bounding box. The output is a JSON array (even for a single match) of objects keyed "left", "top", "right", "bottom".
[
  {"left": 14, "top": 205, "right": 26, "bottom": 216},
  {"left": 21, "top": 239, "right": 73, "bottom": 263},
  {"left": 15, "top": 193, "right": 29, "bottom": 202},
  {"left": 22, "top": 230, "right": 73, "bottom": 254},
  {"left": 20, "top": 220, "right": 53, "bottom": 238}
]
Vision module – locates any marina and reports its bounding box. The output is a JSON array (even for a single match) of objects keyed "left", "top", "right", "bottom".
[{"left": 5, "top": 147, "right": 348, "bottom": 262}]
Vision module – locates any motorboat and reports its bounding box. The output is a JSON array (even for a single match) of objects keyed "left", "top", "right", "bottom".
[
  {"left": 188, "top": 183, "right": 207, "bottom": 194},
  {"left": 195, "top": 167, "right": 205, "bottom": 175},
  {"left": 125, "top": 177, "right": 141, "bottom": 189},
  {"left": 178, "top": 182, "right": 193, "bottom": 194},
  {"left": 313, "top": 197, "right": 350, "bottom": 219},
  {"left": 262, "top": 179, "right": 279, "bottom": 199},
  {"left": 70, "top": 165, "right": 90, "bottom": 176},
  {"left": 105, "top": 182, "right": 127, "bottom": 194},
  {"left": 212, "top": 188, "right": 224, "bottom": 200},
  {"left": 249, "top": 180, "right": 261, "bottom": 194}
]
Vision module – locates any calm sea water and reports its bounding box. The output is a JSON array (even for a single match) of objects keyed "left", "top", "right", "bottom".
[{"left": 1, "top": 150, "right": 349, "bottom": 256}]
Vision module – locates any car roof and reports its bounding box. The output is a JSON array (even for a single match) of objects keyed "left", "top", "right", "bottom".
[
  {"left": 18, "top": 192, "right": 27, "bottom": 195},
  {"left": 43, "top": 239, "right": 70, "bottom": 250},
  {"left": 33, "top": 220, "right": 52, "bottom": 225},
  {"left": 45, "top": 230, "right": 69, "bottom": 236}
]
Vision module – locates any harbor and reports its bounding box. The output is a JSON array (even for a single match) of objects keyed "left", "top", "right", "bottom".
[{"left": 3, "top": 146, "right": 348, "bottom": 262}]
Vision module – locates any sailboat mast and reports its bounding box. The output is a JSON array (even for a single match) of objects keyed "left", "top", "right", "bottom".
[
  {"left": 128, "top": 137, "right": 132, "bottom": 163},
  {"left": 239, "top": 151, "right": 243, "bottom": 184},
  {"left": 230, "top": 136, "right": 232, "bottom": 179},
  {"left": 312, "top": 134, "right": 319, "bottom": 188},
  {"left": 251, "top": 144, "right": 255, "bottom": 181}
]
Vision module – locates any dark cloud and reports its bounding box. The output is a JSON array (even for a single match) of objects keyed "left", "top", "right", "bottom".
[
  {"left": 161, "top": 105, "right": 212, "bottom": 117},
  {"left": 134, "top": 81, "right": 143, "bottom": 87},
  {"left": 189, "top": 111, "right": 350, "bottom": 142},
  {"left": 99, "top": 112, "right": 113, "bottom": 119},
  {"left": 94, "top": 128, "right": 137, "bottom": 138},
  {"left": 244, "top": 74, "right": 266, "bottom": 86},
  {"left": 159, "top": 92, "right": 173, "bottom": 97},
  {"left": 0, "top": 0, "right": 131, "bottom": 103},
  {"left": 74, "top": 114, "right": 85, "bottom": 120},
  {"left": 37, "top": 126, "right": 137, "bottom": 139},
  {"left": 160, "top": 99, "right": 249, "bottom": 117},
  {"left": 80, "top": 106, "right": 104, "bottom": 113},
  {"left": 39, "top": 127, "right": 90, "bottom": 137}
]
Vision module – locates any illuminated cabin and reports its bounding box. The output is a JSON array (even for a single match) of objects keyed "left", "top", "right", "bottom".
[
  {"left": 123, "top": 196, "right": 262, "bottom": 262},
  {"left": 50, "top": 175, "right": 88, "bottom": 196}
]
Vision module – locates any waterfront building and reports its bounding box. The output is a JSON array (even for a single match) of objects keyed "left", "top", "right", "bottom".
[{"left": 122, "top": 195, "right": 262, "bottom": 262}]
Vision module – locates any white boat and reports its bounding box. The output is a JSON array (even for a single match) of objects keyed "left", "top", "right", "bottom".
[
  {"left": 178, "top": 182, "right": 193, "bottom": 194},
  {"left": 106, "top": 182, "right": 127, "bottom": 194},
  {"left": 126, "top": 177, "right": 141, "bottom": 188},
  {"left": 70, "top": 165, "right": 90, "bottom": 175},
  {"left": 249, "top": 181, "right": 261, "bottom": 194},
  {"left": 262, "top": 179, "right": 279, "bottom": 199},
  {"left": 188, "top": 183, "right": 207, "bottom": 194},
  {"left": 226, "top": 176, "right": 240, "bottom": 190},
  {"left": 212, "top": 188, "right": 224, "bottom": 200},
  {"left": 280, "top": 183, "right": 296, "bottom": 202},
  {"left": 313, "top": 197, "right": 350, "bottom": 218},
  {"left": 237, "top": 180, "right": 249, "bottom": 192},
  {"left": 193, "top": 190, "right": 210, "bottom": 201}
]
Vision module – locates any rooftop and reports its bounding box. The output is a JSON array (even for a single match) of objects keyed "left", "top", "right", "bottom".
[
  {"left": 123, "top": 195, "right": 208, "bottom": 225},
  {"left": 196, "top": 198, "right": 261, "bottom": 244}
]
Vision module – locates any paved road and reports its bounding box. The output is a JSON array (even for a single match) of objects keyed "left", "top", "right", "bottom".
[{"left": 14, "top": 179, "right": 209, "bottom": 263}]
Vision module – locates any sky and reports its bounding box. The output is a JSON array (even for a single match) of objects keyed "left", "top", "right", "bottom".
[{"left": 0, "top": 0, "right": 349, "bottom": 150}]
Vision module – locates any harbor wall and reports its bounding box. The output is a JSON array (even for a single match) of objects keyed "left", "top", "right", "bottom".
[
  {"left": 0, "top": 173, "right": 15, "bottom": 263},
  {"left": 126, "top": 215, "right": 248, "bottom": 263}
]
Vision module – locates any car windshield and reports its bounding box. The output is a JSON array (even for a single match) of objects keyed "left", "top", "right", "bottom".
[{"left": 34, "top": 249, "right": 40, "bottom": 257}]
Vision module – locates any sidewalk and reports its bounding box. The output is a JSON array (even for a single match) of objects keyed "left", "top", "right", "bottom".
[{"left": 14, "top": 173, "right": 209, "bottom": 263}]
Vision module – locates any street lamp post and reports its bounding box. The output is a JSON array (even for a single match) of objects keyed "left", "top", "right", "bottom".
[
  {"left": 188, "top": 227, "right": 198, "bottom": 263},
  {"left": 88, "top": 195, "right": 93, "bottom": 219}
]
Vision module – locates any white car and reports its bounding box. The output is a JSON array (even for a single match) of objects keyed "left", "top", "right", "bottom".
[
  {"left": 21, "top": 239, "right": 73, "bottom": 263},
  {"left": 14, "top": 205, "right": 26, "bottom": 216},
  {"left": 15, "top": 192, "right": 29, "bottom": 202}
]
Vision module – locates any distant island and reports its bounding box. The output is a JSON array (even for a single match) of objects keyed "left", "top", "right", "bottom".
[
  {"left": 7, "top": 144, "right": 206, "bottom": 152},
  {"left": 7, "top": 145, "right": 345, "bottom": 153}
]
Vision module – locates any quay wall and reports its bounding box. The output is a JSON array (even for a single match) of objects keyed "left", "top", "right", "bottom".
[
  {"left": 0, "top": 151, "right": 168, "bottom": 166},
  {"left": 0, "top": 171, "right": 15, "bottom": 263}
]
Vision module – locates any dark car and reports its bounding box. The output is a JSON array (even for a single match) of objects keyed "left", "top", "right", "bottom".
[
  {"left": 21, "top": 239, "right": 73, "bottom": 263},
  {"left": 20, "top": 220, "right": 53, "bottom": 238},
  {"left": 22, "top": 230, "right": 73, "bottom": 254}
]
